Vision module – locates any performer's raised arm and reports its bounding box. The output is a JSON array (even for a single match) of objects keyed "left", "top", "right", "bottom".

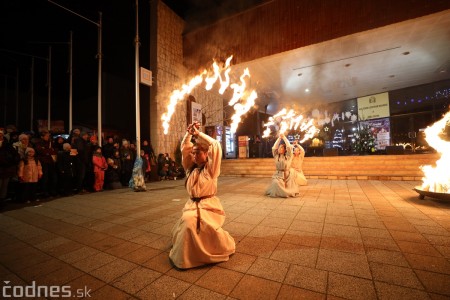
[
  {"left": 272, "top": 135, "right": 282, "bottom": 157},
  {"left": 181, "top": 126, "right": 194, "bottom": 172},
  {"left": 186, "top": 122, "right": 221, "bottom": 179},
  {"left": 282, "top": 134, "right": 293, "bottom": 158}
]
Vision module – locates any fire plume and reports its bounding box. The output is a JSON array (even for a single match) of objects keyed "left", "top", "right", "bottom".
[
  {"left": 420, "top": 110, "right": 450, "bottom": 194},
  {"left": 162, "top": 55, "right": 257, "bottom": 134},
  {"left": 161, "top": 73, "right": 205, "bottom": 134},
  {"left": 262, "top": 109, "right": 317, "bottom": 143},
  {"left": 230, "top": 90, "right": 258, "bottom": 133}
]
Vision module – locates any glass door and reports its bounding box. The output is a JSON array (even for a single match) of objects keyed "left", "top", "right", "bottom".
[
  {"left": 224, "top": 126, "right": 236, "bottom": 159},
  {"left": 391, "top": 112, "right": 434, "bottom": 152}
]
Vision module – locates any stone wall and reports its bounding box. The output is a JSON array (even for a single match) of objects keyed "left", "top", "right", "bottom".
[{"left": 153, "top": 1, "right": 224, "bottom": 158}]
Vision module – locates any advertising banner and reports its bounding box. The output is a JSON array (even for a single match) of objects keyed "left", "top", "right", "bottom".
[
  {"left": 37, "top": 120, "right": 65, "bottom": 133},
  {"left": 238, "top": 136, "right": 248, "bottom": 158},
  {"left": 360, "top": 118, "right": 391, "bottom": 150}
]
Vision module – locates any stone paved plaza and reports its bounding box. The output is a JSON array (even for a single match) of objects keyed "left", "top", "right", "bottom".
[{"left": 1, "top": 177, "right": 449, "bottom": 299}]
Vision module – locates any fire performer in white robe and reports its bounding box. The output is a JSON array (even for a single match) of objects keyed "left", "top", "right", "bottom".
[
  {"left": 291, "top": 143, "right": 307, "bottom": 186},
  {"left": 265, "top": 133, "right": 299, "bottom": 197},
  {"left": 169, "top": 122, "right": 235, "bottom": 269}
]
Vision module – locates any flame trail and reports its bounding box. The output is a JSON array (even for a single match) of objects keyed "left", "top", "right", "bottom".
[
  {"left": 229, "top": 68, "right": 250, "bottom": 106},
  {"left": 262, "top": 108, "right": 317, "bottom": 142},
  {"left": 230, "top": 90, "right": 258, "bottom": 133},
  {"left": 420, "top": 110, "right": 450, "bottom": 193},
  {"left": 162, "top": 55, "right": 257, "bottom": 135},
  {"left": 161, "top": 73, "right": 204, "bottom": 134}
]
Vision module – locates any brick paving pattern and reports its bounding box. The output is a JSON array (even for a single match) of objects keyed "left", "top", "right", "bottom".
[{"left": 1, "top": 177, "right": 449, "bottom": 299}]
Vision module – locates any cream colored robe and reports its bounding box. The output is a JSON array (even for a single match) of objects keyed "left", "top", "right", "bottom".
[
  {"left": 265, "top": 136, "right": 299, "bottom": 198},
  {"left": 169, "top": 132, "right": 235, "bottom": 269},
  {"left": 291, "top": 145, "right": 308, "bottom": 186}
]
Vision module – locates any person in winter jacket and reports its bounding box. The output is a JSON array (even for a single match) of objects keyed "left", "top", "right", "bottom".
[
  {"left": 18, "top": 147, "right": 42, "bottom": 203},
  {"left": 92, "top": 146, "right": 108, "bottom": 192}
]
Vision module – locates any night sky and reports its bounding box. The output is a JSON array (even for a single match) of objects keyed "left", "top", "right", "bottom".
[
  {"left": 0, "top": 0, "right": 268, "bottom": 138},
  {"left": 1, "top": 0, "right": 150, "bottom": 138}
]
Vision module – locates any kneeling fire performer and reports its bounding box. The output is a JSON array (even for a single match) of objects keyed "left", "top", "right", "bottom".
[{"left": 169, "top": 122, "right": 235, "bottom": 269}]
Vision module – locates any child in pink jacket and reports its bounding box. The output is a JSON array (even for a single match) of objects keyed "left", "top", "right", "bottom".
[
  {"left": 92, "top": 146, "right": 108, "bottom": 192},
  {"left": 18, "top": 147, "right": 43, "bottom": 203}
]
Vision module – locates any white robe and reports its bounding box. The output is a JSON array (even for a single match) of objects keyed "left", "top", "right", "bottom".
[
  {"left": 169, "top": 132, "right": 235, "bottom": 269},
  {"left": 265, "top": 136, "right": 299, "bottom": 198},
  {"left": 291, "top": 146, "right": 307, "bottom": 186}
]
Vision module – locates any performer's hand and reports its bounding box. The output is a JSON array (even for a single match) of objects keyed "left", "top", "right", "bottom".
[
  {"left": 190, "top": 123, "right": 200, "bottom": 137},
  {"left": 279, "top": 133, "right": 285, "bottom": 138}
]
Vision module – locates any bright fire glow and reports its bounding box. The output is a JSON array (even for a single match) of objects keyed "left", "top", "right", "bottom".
[
  {"left": 161, "top": 55, "right": 257, "bottom": 134},
  {"left": 230, "top": 90, "right": 258, "bottom": 133},
  {"left": 161, "top": 73, "right": 205, "bottom": 134},
  {"left": 420, "top": 110, "right": 450, "bottom": 193},
  {"left": 262, "top": 109, "right": 317, "bottom": 143}
]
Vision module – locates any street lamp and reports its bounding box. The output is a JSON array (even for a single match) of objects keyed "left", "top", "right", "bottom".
[
  {"left": 135, "top": 0, "right": 141, "bottom": 154},
  {"left": 48, "top": 0, "right": 103, "bottom": 144},
  {"left": 0, "top": 48, "right": 48, "bottom": 131},
  {"left": 30, "top": 32, "right": 74, "bottom": 131}
]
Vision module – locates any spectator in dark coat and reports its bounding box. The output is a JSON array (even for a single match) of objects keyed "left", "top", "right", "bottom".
[
  {"left": 35, "top": 130, "right": 58, "bottom": 198},
  {"left": 72, "top": 131, "right": 90, "bottom": 193},
  {"left": 102, "top": 136, "right": 115, "bottom": 159},
  {"left": 57, "top": 143, "right": 77, "bottom": 196},
  {"left": 0, "top": 128, "right": 20, "bottom": 209}
]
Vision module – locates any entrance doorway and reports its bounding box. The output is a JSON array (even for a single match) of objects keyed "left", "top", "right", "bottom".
[
  {"left": 390, "top": 111, "right": 434, "bottom": 151},
  {"left": 224, "top": 126, "right": 236, "bottom": 159}
]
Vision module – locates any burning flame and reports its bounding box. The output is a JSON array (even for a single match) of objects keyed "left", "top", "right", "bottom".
[
  {"left": 161, "top": 74, "right": 204, "bottom": 134},
  {"left": 262, "top": 108, "right": 317, "bottom": 143},
  {"left": 420, "top": 110, "right": 450, "bottom": 194},
  {"left": 161, "top": 55, "right": 257, "bottom": 134},
  {"left": 230, "top": 90, "right": 258, "bottom": 133}
]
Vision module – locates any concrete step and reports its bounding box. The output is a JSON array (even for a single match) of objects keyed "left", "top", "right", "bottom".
[{"left": 221, "top": 153, "right": 439, "bottom": 180}]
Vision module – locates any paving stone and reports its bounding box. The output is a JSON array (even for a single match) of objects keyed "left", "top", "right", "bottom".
[
  {"left": 229, "top": 274, "right": 281, "bottom": 300},
  {"left": 247, "top": 257, "right": 289, "bottom": 282},
  {"left": 284, "top": 264, "right": 328, "bottom": 293},
  {"left": 195, "top": 266, "right": 243, "bottom": 295},
  {"left": 369, "top": 262, "right": 424, "bottom": 289},
  {"left": 328, "top": 272, "right": 376, "bottom": 300},
  {"left": 112, "top": 266, "right": 162, "bottom": 294},
  {"left": 1, "top": 178, "right": 449, "bottom": 299},
  {"left": 277, "top": 284, "right": 326, "bottom": 300},
  {"left": 136, "top": 275, "right": 191, "bottom": 299}
]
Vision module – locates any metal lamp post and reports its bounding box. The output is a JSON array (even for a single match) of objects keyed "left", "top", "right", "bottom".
[{"left": 48, "top": 0, "right": 103, "bottom": 144}]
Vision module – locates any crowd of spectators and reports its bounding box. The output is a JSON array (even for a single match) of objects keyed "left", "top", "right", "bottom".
[{"left": 0, "top": 125, "right": 185, "bottom": 210}]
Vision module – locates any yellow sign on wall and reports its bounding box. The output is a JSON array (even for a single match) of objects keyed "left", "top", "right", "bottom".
[{"left": 357, "top": 92, "right": 390, "bottom": 120}]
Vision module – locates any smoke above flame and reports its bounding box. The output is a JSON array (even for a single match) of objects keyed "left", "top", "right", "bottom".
[
  {"left": 420, "top": 110, "right": 450, "bottom": 194},
  {"left": 262, "top": 108, "right": 317, "bottom": 143},
  {"left": 161, "top": 56, "right": 257, "bottom": 134}
]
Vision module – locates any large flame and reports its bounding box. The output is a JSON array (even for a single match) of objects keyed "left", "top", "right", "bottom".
[
  {"left": 161, "top": 55, "right": 257, "bottom": 134},
  {"left": 262, "top": 108, "right": 317, "bottom": 143},
  {"left": 161, "top": 73, "right": 205, "bottom": 134},
  {"left": 420, "top": 110, "right": 450, "bottom": 193},
  {"left": 230, "top": 90, "right": 258, "bottom": 133}
]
